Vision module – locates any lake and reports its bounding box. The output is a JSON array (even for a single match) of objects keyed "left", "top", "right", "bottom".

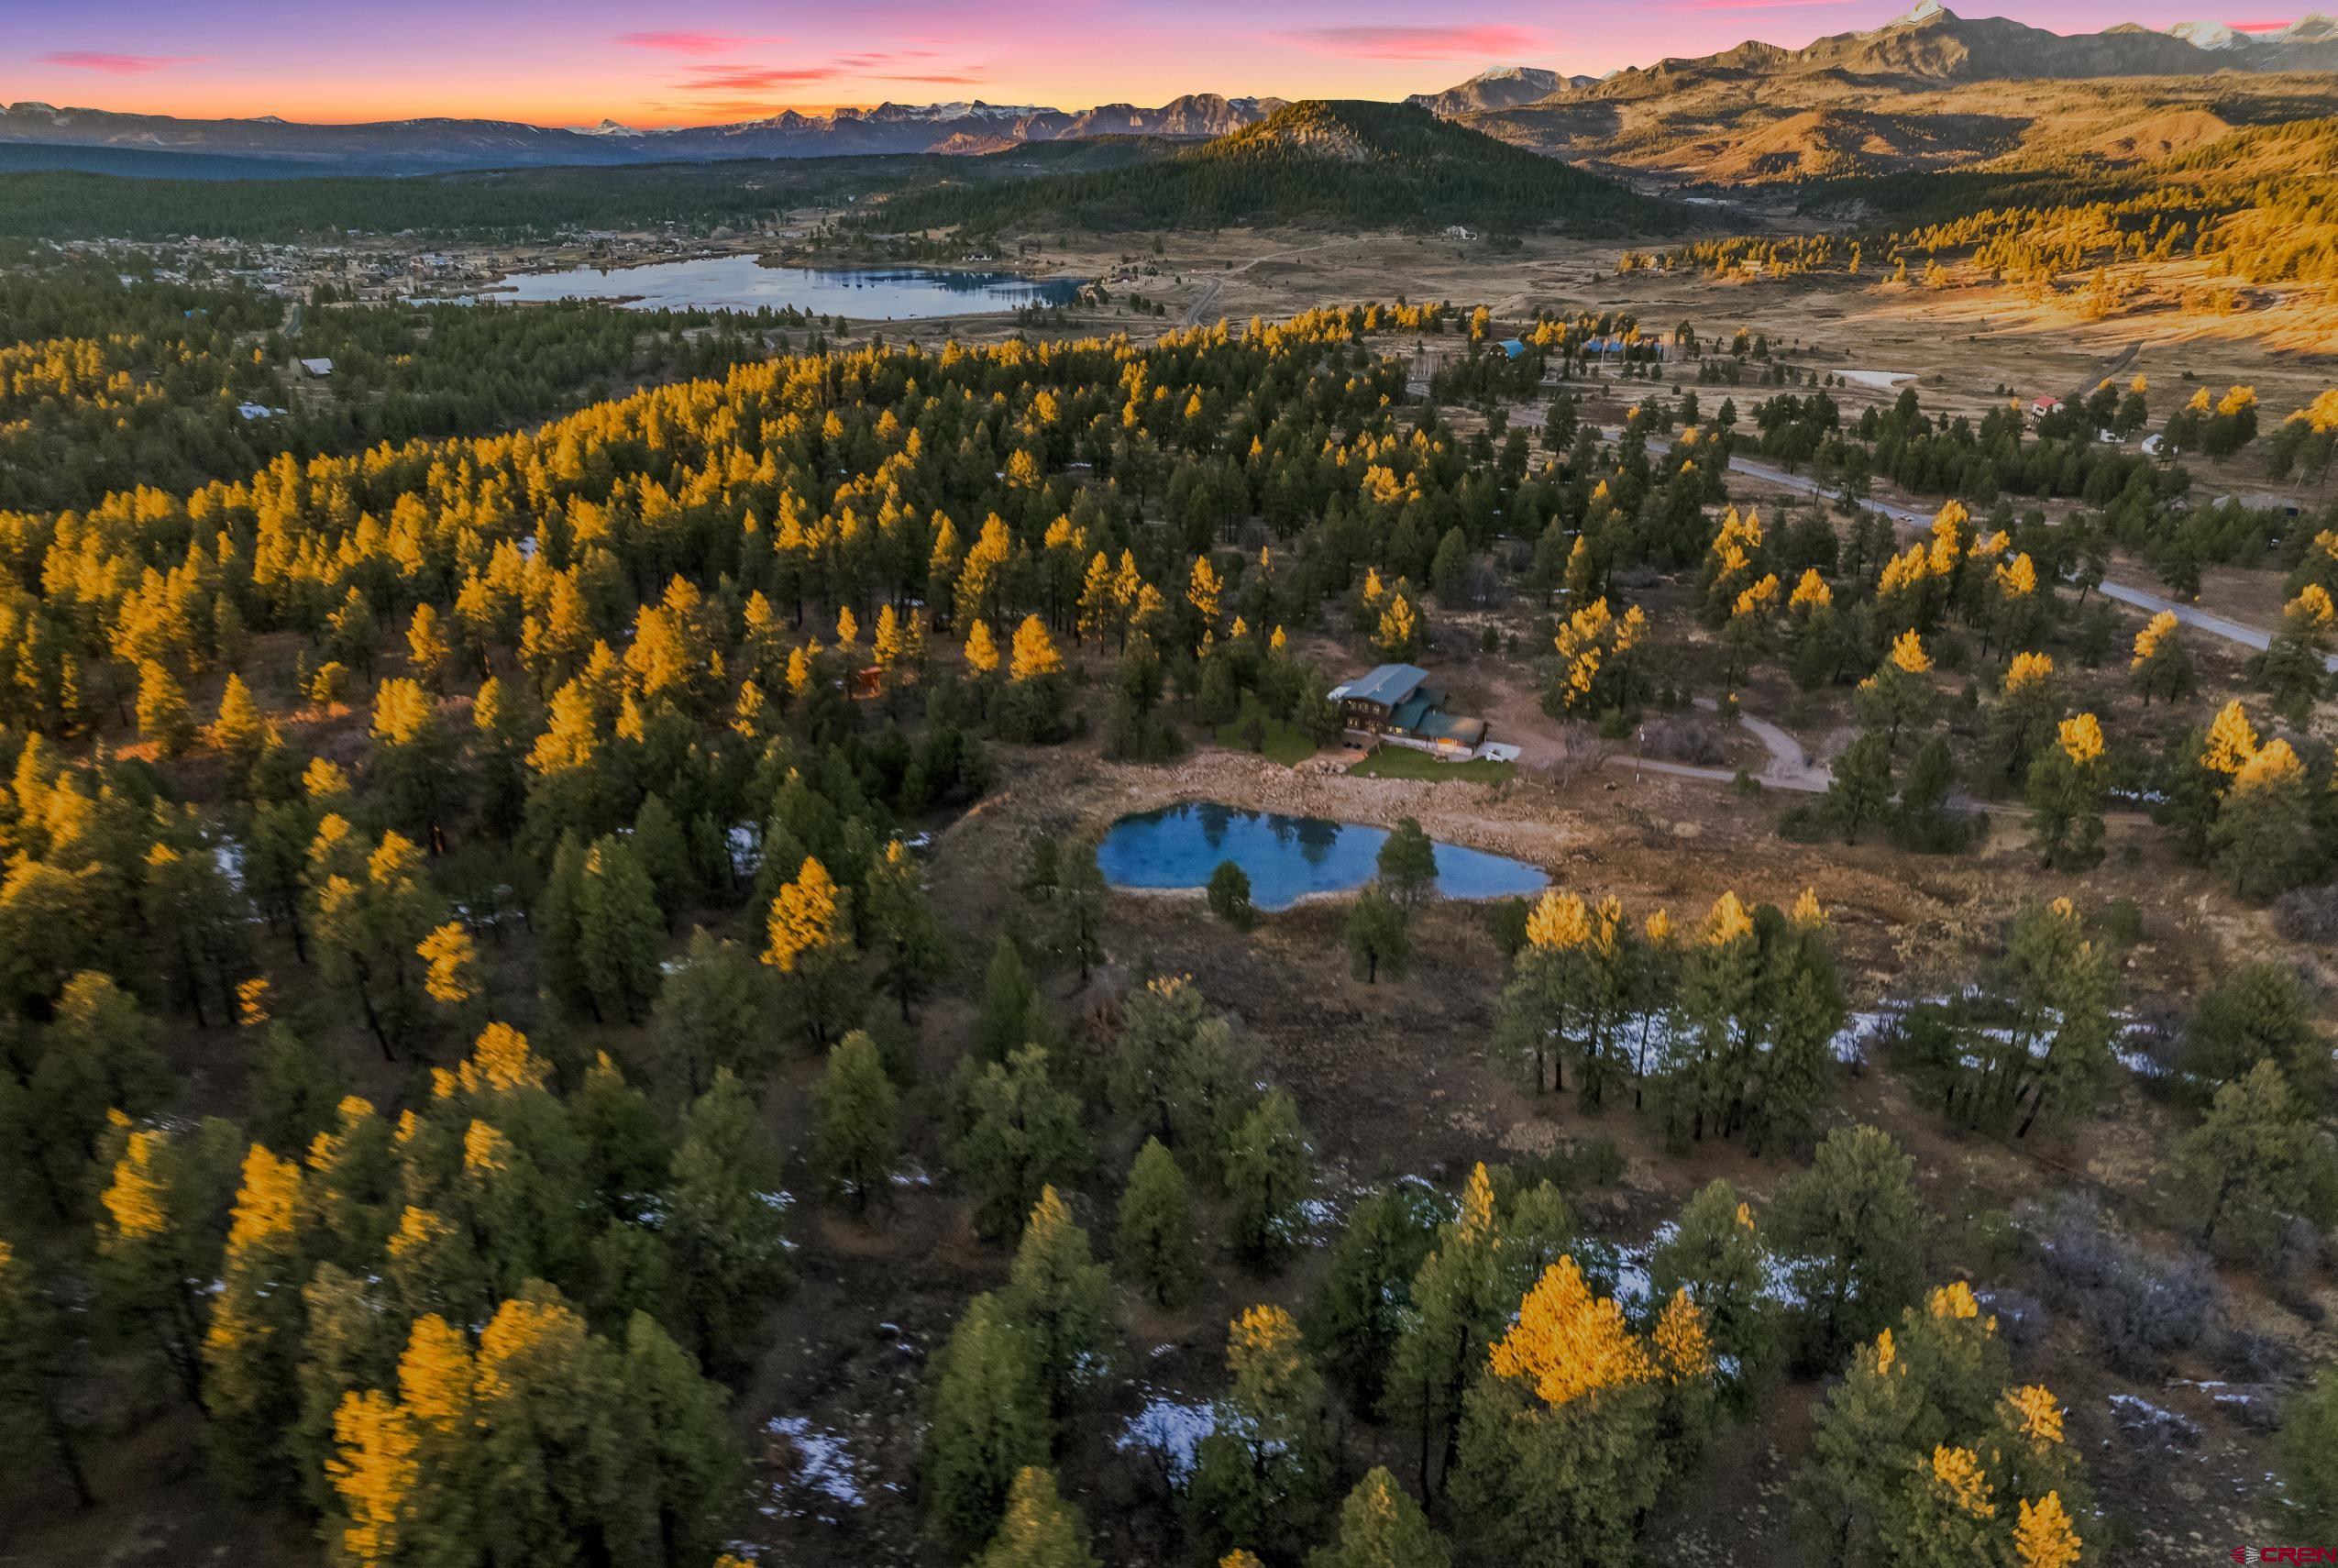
[
  {"left": 462, "top": 257, "right": 1085, "bottom": 316},
  {"left": 1097, "top": 803, "right": 1548, "bottom": 912}
]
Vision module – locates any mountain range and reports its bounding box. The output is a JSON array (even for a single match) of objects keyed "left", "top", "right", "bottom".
[
  {"left": 0, "top": 94, "right": 1281, "bottom": 176},
  {"left": 1428, "top": 4, "right": 2338, "bottom": 184},
  {"left": 3, "top": 6, "right": 2334, "bottom": 182}
]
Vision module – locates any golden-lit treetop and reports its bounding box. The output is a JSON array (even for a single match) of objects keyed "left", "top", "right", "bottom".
[
  {"left": 1930, "top": 1444, "right": 1996, "bottom": 1519},
  {"left": 2057, "top": 713, "right": 2104, "bottom": 767},
  {"left": 1487, "top": 1255, "right": 1655, "bottom": 1408},
  {"left": 964, "top": 619, "right": 1000, "bottom": 677},
  {"left": 1652, "top": 1287, "right": 1715, "bottom": 1382},
  {"left": 1789, "top": 568, "right": 1832, "bottom": 613},
  {"left": 766, "top": 856, "right": 846, "bottom": 973},
  {"left": 102, "top": 1128, "right": 171, "bottom": 1239},
  {"left": 1929, "top": 1281, "right": 1982, "bottom": 1321},
  {"left": 2132, "top": 610, "right": 2179, "bottom": 667},
  {"left": 225, "top": 1143, "right": 302, "bottom": 1249},
  {"left": 2003, "top": 652, "right": 2055, "bottom": 692},
  {"left": 1889, "top": 630, "right": 1932, "bottom": 675},
  {"left": 2200, "top": 699, "right": 2260, "bottom": 775},
  {"left": 436, "top": 1022, "right": 547, "bottom": 1098},
  {"left": 2014, "top": 1492, "right": 2082, "bottom": 1568},
  {"left": 1702, "top": 890, "right": 1754, "bottom": 947},
  {"left": 1791, "top": 887, "right": 1825, "bottom": 927},
  {"left": 1009, "top": 615, "right": 1064, "bottom": 682},
  {"left": 2004, "top": 1384, "right": 2064, "bottom": 1445},
  {"left": 2233, "top": 736, "right": 2305, "bottom": 793}
]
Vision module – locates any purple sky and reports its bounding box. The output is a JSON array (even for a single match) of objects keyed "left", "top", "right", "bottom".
[{"left": 3, "top": 0, "right": 2305, "bottom": 125}]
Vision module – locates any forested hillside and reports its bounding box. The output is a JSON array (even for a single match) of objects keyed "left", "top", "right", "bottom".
[
  {"left": 3, "top": 288, "right": 2337, "bottom": 1568},
  {"left": 874, "top": 100, "right": 1682, "bottom": 237}
]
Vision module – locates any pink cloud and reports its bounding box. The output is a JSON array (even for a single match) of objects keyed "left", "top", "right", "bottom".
[
  {"left": 1660, "top": 0, "right": 1858, "bottom": 9},
  {"left": 617, "top": 31, "right": 778, "bottom": 54},
  {"left": 40, "top": 50, "right": 206, "bottom": 74},
  {"left": 2228, "top": 17, "right": 2296, "bottom": 28},
  {"left": 678, "top": 64, "right": 844, "bottom": 92},
  {"left": 1278, "top": 23, "right": 1548, "bottom": 61}
]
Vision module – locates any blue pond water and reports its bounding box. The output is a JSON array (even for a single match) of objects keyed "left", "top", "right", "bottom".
[
  {"left": 469, "top": 257, "right": 1084, "bottom": 316},
  {"left": 1097, "top": 803, "right": 1548, "bottom": 912}
]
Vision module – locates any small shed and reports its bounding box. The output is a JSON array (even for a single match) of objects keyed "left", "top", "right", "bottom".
[{"left": 299, "top": 357, "right": 335, "bottom": 378}]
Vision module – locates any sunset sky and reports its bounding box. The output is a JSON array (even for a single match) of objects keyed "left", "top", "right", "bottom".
[{"left": 4, "top": 0, "right": 2310, "bottom": 126}]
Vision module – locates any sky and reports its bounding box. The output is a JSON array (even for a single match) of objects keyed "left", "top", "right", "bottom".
[{"left": 2, "top": 0, "right": 2311, "bottom": 127}]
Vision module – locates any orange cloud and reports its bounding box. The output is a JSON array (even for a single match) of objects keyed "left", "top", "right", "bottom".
[{"left": 41, "top": 51, "right": 207, "bottom": 73}]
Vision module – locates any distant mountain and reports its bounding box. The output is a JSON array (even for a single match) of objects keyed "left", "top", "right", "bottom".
[
  {"left": 1451, "top": 1, "right": 2338, "bottom": 184},
  {"left": 874, "top": 98, "right": 1680, "bottom": 237},
  {"left": 0, "top": 94, "right": 1279, "bottom": 176},
  {"left": 1406, "top": 67, "right": 1590, "bottom": 118}
]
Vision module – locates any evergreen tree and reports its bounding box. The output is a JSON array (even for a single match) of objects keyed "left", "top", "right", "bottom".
[
  {"left": 1308, "top": 1467, "right": 1450, "bottom": 1568},
  {"left": 611, "top": 1311, "right": 740, "bottom": 1568},
  {"left": 578, "top": 835, "right": 665, "bottom": 1023},
  {"left": 1306, "top": 1184, "right": 1439, "bottom": 1414},
  {"left": 1450, "top": 1257, "right": 1674, "bottom": 1568},
  {"left": 2024, "top": 713, "right": 2107, "bottom": 870},
  {"left": 1345, "top": 884, "right": 1409, "bottom": 983},
  {"left": 764, "top": 855, "right": 860, "bottom": 1047},
  {"left": 951, "top": 1045, "right": 1090, "bottom": 1240},
  {"left": 0, "top": 1234, "right": 94, "bottom": 1506},
  {"left": 1822, "top": 731, "right": 1893, "bottom": 843},
  {"left": 1376, "top": 818, "right": 1438, "bottom": 909},
  {"left": 136, "top": 660, "right": 196, "bottom": 756},
  {"left": 998, "top": 1187, "right": 1118, "bottom": 1417},
  {"left": 1770, "top": 1125, "right": 1924, "bottom": 1367},
  {"left": 2281, "top": 1365, "right": 2338, "bottom": 1543},
  {"left": 923, "top": 1294, "right": 1051, "bottom": 1558},
  {"left": 1224, "top": 1089, "right": 1315, "bottom": 1265},
  {"left": 1207, "top": 860, "right": 1255, "bottom": 929},
  {"left": 812, "top": 1031, "right": 900, "bottom": 1209},
  {"left": 864, "top": 839, "right": 950, "bottom": 1021},
  {"left": 651, "top": 928, "right": 780, "bottom": 1095},
  {"left": 1649, "top": 1180, "right": 1776, "bottom": 1405},
  {"left": 2178, "top": 1060, "right": 2320, "bottom": 1258},
  {"left": 975, "top": 938, "right": 1054, "bottom": 1065},
  {"left": 1115, "top": 1137, "right": 1201, "bottom": 1307},
  {"left": 1188, "top": 1307, "right": 1334, "bottom": 1562},
  {"left": 666, "top": 1071, "right": 790, "bottom": 1375},
  {"left": 976, "top": 1467, "right": 1099, "bottom": 1568},
  {"left": 2182, "top": 962, "right": 2324, "bottom": 1100},
  {"left": 204, "top": 1143, "right": 312, "bottom": 1493}
]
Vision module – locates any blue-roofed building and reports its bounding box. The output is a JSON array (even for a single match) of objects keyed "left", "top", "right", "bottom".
[
  {"left": 1327, "top": 664, "right": 1489, "bottom": 758},
  {"left": 1497, "top": 337, "right": 1528, "bottom": 359}
]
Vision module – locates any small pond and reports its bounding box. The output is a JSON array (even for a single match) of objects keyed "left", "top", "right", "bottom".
[
  {"left": 458, "top": 257, "right": 1084, "bottom": 316},
  {"left": 1097, "top": 802, "right": 1548, "bottom": 911}
]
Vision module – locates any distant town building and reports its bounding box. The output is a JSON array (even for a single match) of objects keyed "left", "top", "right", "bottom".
[
  {"left": 1328, "top": 664, "right": 1489, "bottom": 758},
  {"left": 299, "top": 357, "right": 336, "bottom": 378},
  {"left": 2030, "top": 395, "right": 2062, "bottom": 416}
]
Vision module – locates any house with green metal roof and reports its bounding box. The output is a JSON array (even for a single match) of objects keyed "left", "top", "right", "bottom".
[{"left": 1328, "top": 664, "right": 1489, "bottom": 757}]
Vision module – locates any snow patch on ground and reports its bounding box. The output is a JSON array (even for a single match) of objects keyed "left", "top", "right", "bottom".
[
  {"left": 1116, "top": 1390, "right": 1215, "bottom": 1484},
  {"left": 1836, "top": 369, "right": 1918, "bottom": 390},
  {"left": 764, "top": 1415, "right": 866, "bottom": 1518}
]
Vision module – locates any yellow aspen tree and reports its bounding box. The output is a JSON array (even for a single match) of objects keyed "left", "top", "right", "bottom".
[
  {"left": 1009, "top": 615, "right": 1064, "bottom": 682},
  {"left": 1486, "top": 1255, "right": 1654, "bottom": 1408},
  {"left": 325, "top": 1389, "right": 421, "bottom": 1568},
  {"left": 965, "top": 619, "right": 1001, "bottom": 678},
  {"left": 416, "top": 923, "right": 479, "bottom": 1010},
  {"left": 2014, "top": 1491, "right": 2081, "bottom": 1568}
]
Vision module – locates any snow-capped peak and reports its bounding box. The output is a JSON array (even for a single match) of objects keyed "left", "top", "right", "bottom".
[
  {"left": 1886, "top": 0, "right": 1951, "bottom": 24},
  {"left": 2166, "top": 19, "right": 2243, "bottom": 48}
]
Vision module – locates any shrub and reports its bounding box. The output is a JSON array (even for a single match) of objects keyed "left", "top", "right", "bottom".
[{"left": 1206, "top": 861, "right": 1254, "bottom": 929}]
